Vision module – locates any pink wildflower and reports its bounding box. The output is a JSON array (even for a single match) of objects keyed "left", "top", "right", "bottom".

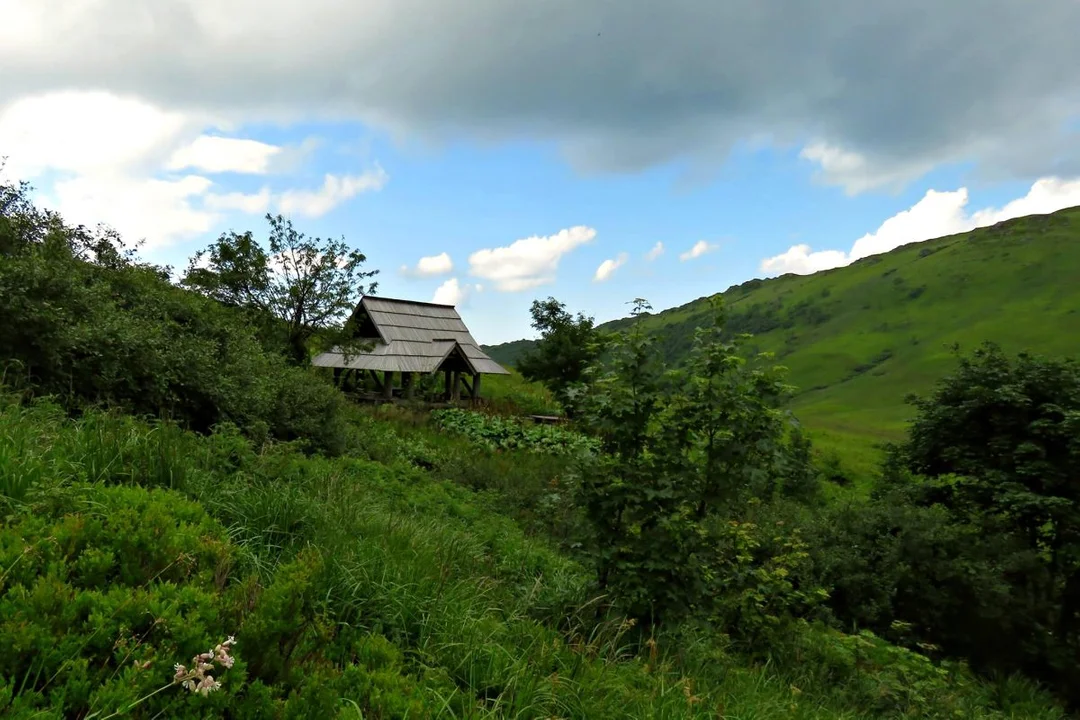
[
  {"left": 196, "top": 675, "right": 221, "bottom": 696},
  {"left": 171, "top": 636, "right": 237, "bottom": 696}
]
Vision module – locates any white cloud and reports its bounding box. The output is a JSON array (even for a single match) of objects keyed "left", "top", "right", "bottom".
[
  {"left": 0, "top": 91, "right": 197, "bottom": 179},
  {"left": 0, "top": 92, "right": 214, "bottom": 249},
  {"left": 759, "top": 245, "right": 851, "bottom": 276},
  {"left": 204, "top": 188, "right": 273, "bottom": 214},
  {"left": 167, "top": 135, "right": 282, "bottom": 174},
  {"left": 277, "top": 168, "right": 389, "bottom": 218},
  {"left": 53, "top": 173, "right": 217, "bottom": 247},
  {"left": 2, "top": 0, "right": 1079, "bottom": 190},
  {"left": 799, "top": 141, "right": 937, "bottom": 196},
  {"left": 0, "top": 89, "right": 389, "bottom": 248},
  {"left": 970, "top": 177, "right": 1080, "bottom": 226},
  {"left": 432, "top": 277, "right": 470, "bottom": 306},
  {"left": 401, "top": 251, "right": 453, "bottom": 277},
  {"left": 645, "top": 241, "right": 664, "bottom": 261},
  {"left": 468, "top": 225, "right": 596, "bottom": 291},
  {"left": 593, "top": 252, "right": 628, "bottom": 282},
  {"left": 760, "top": 176, "right": 1080, "bottom": 276},
  {"left": 679, "top": 239, "right": 718, "bottom": 262}
]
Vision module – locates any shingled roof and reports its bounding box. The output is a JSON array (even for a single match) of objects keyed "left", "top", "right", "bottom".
[{"left": 311, "top": 296, "right": 509, "bottom": 375}]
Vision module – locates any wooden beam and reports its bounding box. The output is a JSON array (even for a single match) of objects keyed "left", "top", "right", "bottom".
[
  {"left": 404, "top": 372, "right": 416, "bottom": 399},
  {"left": 443, "top": 369, "right": 452, "bottom": 400},
  {"left": 460, "top": 374, "right": 474, "bottom": 398},
  {"left": 383, "top": 370, "right": 394, "bottom": 400},
  {"left": 367, "top": 369, "right": 384, "bottom": 392},
  {"left": 451, "top": 371, "right": 462, "bottom": 401},
  {"left": 472, "top": 373, "right": 482, "bottom": 400}
]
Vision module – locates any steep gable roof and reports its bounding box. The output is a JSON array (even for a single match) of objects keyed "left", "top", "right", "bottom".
[{"left": 311, "top": 296, "right": 509, "bottom": 375}]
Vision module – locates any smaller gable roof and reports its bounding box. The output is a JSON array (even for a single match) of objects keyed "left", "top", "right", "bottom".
[{"left": 311, "top": 296, "right": 509, "bottom": 375}]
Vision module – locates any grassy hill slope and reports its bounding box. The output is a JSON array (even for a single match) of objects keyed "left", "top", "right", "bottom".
[
  {"left": 4, "top": 177, "right": 1072, "bottom": 717},
  {"left": 485, "top": 207, "right": 1080, "bottom": 478}
]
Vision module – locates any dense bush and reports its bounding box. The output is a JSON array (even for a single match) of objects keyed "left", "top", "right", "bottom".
[
  {"left": 1, "top": 391, "right": 1062, "bottom": 719},
  {"left": 574, "top": 300, "right": 822, "bottom": 623},
  {"left": 806, "top": 343, "right": 1080, "bottom": 707},
  {"left": 0, "top": 179, "right": 348, "bottom": 454}
]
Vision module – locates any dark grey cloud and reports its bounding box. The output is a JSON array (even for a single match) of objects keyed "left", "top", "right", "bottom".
[{"left": 3, "top": 0, "right": 1078, "bottom": 190}]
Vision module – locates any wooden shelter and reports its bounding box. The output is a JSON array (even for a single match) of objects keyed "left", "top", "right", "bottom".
[{"left": 312, "top": 296, "right": 509, "bottom": 401}]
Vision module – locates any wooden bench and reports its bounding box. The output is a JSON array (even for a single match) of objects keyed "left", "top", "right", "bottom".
[{"left": 528, "top": 414, "right": 564, "bottom": 425}]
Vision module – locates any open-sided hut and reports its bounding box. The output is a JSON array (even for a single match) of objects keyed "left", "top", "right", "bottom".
[{"left": 312, "top": 296, "right": 509, "bottom": 401}]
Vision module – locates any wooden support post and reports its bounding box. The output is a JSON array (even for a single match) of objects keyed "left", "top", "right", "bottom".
[
  {"left": 460, "top": 374, "right": 474, "bottom": 398},
  {"left": 383, "top": 370, "right": 394, "bottom": 400},
  {"left": 443, "top": 370, "right": 452, "bottom": 400},
  {"left": 404, "top": 372, "right": 416, "bottom": 399},
  {"left": 333, "top": 368, "right": 343, "bottom": 387},
  {"left": 368, "top": 369, "right": 383, "bottom": 393},
  {"left": 451, "top": 371, "right": 462, "bottom": 401},
  {"left": 472, "top": 373, "right": 482, "bottom": 400}
]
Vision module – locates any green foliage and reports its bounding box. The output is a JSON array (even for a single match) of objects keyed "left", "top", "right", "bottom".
[
  {"left": 575, "top": 299, "right": 823, "bottom": 623},
  {"left": 895, "top": 344, "right": 1080, "bottom": 701},
  {"left": 183, "top": 213, "right": 379, "bottom": 364},
  {"left": 793, "top": 625, "right": 997, "bottom": 719},
  {"left": 486, "top": 207, "right": 1080, "bottom": 484},
  {"left": 799, "top": 344, "right": 1080, "bottom": 709},
  {"left": 0, "top": 386, "right": 1064, "bottom": 718},
  {"left": 1, "top": 175, "right": 1071, "bottom": 718},
  {"left": 431, "top": 408, "right": 597, "bottom": 457},
  {"left": 0, "top": 482, "right": 241, "bottom": 718},
  {"left": 0, "top": 179, "right": 349, "bottom": 454},
  {"left": 516, "top": 297, "right": 606, "bottom": 414},
  {"left": 707, "top": 517, "right": 827, "bottom": 648}
]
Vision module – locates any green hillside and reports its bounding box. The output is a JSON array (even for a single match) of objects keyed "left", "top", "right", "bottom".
[
  {"left": 485, "top": 207, "right": 1080, "bottom": 478},
  {"left": 4, "top": 177, "right": 1076, "bottom": 718}
]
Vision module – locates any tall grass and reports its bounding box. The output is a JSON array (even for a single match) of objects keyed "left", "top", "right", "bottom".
[{"left": 0, "top": 389, "right": 1066, "bottom": 719}]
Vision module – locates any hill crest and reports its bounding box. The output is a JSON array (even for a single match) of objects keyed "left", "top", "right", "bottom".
[{"left": 484, "top": 206, "right": 1080, "bottom": 477}]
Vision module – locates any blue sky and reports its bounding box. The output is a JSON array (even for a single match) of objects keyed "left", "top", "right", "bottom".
[{"left": 2, "top": 1, "right": 1079, "bottom": 344}]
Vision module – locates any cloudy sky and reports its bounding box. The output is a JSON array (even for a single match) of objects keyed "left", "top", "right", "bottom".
[{"left": 3, "top": 0, "right": 1079, "bottom": 344}]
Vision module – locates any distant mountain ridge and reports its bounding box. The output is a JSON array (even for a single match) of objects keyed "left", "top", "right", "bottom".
[{"left": 483, "top": 206, "right": 1080, "bottom": 477}]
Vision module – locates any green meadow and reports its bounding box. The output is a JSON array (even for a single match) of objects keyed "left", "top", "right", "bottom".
[{"left": 486, "top": 207, "right": 1080, "bottom": 484}]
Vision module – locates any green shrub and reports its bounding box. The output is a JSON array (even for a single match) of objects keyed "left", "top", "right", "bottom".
[
  {"left": 0, "top": 180, "right": 349, "bottom": 454},
  {"left": 0, "top": 483, "right": 243, "bottom": 718}
]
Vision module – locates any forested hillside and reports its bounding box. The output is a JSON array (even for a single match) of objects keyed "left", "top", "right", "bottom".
[{"left": 484, "top": 207, "right": 1080, "bottom": 476}]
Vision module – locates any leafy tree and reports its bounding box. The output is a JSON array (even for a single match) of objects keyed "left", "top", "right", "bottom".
[
  {"left": 183, "top": 214, "right": 379, "bottom": 363},
  {"left": 516, "top": 297, "right": 606, "bottom": 413},
  {"left": 575, "top": 298, "right": 822, "bottom": 625},
  {"left": 898, "top": 343, "right": 1080, "bottom": 691},
  {"left": 811, "top": 343, "right": 1080, "bottom": 705}
]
